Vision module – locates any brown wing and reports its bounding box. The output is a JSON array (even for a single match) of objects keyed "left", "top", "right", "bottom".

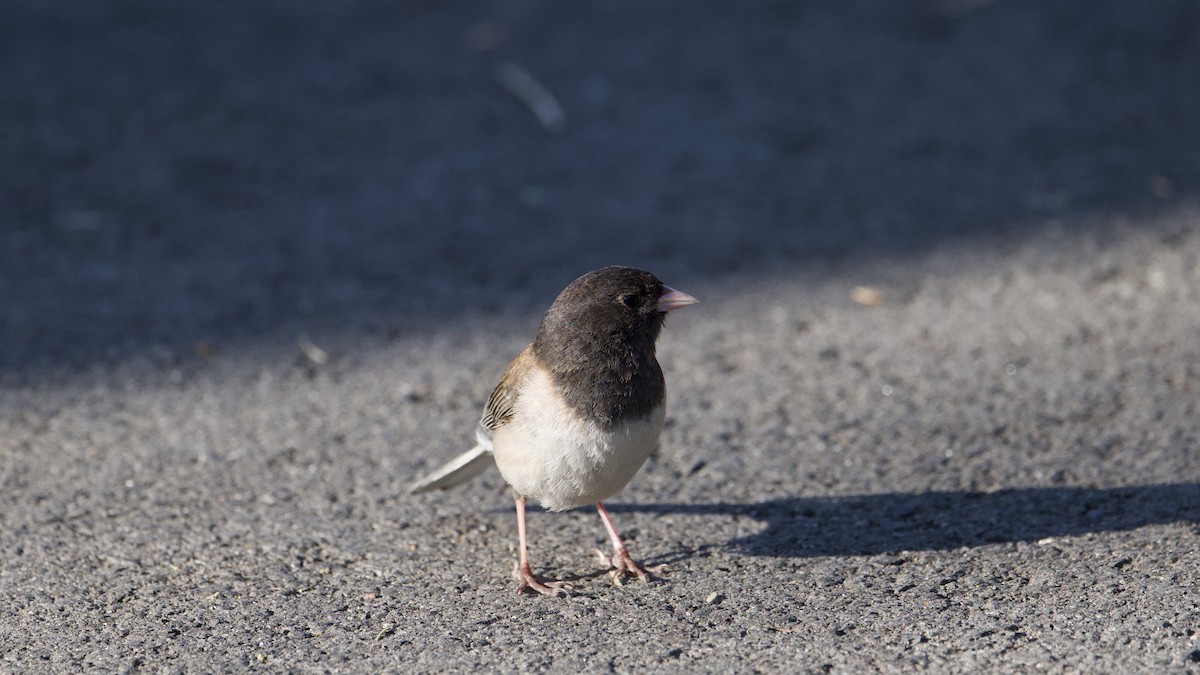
[{"left": 480, "top": 345, "right": 535, "bottom": 433}]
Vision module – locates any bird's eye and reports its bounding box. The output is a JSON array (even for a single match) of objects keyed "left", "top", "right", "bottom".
[{"left": 619, "top": 293, "right": 640, "bottom": 308}]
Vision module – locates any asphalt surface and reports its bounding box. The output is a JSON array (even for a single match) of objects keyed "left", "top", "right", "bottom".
[{"left": 2, "top": 0, "right": 1199, "bottom": 672}]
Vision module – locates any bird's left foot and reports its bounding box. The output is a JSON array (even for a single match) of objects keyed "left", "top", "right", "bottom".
[{"left": 592, "top": 547, "right": 667, "bottom": 584}]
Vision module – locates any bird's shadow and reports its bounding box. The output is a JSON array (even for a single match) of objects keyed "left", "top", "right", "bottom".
[{"left": 608, "top": 483, "right": 1200, "bottom": 558}]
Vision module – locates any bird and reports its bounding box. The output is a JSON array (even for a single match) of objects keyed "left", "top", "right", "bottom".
[{"left": 408, "top": 266, "right": 698, "bottom": 596}]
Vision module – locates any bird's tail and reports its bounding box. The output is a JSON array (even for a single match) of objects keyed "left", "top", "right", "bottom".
[{"left": 407, "top": 443, "right": 495, "bottom": 494}]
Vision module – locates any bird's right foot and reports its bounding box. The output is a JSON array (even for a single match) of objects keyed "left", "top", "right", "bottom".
[{"left": 514, "top": 561, "right": 571, "bottom": 597}]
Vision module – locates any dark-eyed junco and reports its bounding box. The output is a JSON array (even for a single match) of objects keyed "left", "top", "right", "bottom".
[{"left": 408, "top": 266, "right": 697, "bottom": 596}]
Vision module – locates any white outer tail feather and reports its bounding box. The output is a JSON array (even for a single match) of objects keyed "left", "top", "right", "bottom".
[{"left": 407, "top": 431, "right": 496, "bottom": 494}]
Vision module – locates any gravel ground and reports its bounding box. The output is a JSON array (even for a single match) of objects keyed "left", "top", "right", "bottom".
[{"left": 2, "top": 1, "right": 1199, "bottom": 672}]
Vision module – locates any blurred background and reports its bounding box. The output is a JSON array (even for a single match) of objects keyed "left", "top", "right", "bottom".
[{"left": 2, "top": 0, "right": 1197, "bottom": 374}]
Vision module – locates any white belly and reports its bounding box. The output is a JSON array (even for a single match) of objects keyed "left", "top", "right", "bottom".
[{"left": 491, "top": 367, "right": 665, "bottom": 511}]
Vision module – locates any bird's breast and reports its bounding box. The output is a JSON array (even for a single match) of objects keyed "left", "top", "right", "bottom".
[{"left": 491, "top": 366, "right": 665, "bottom": 511}]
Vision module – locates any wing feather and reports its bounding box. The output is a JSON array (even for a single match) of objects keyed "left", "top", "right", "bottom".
[{"left": 479, "top": 345, "right": 534, "bottom": 433}]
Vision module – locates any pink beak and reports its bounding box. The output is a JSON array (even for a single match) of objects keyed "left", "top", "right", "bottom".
[{"left": 656, "top": 286, "right": 699, "bottom": 313}]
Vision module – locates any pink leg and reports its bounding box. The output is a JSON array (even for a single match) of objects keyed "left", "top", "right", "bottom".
[
  {"left": 512, "top": 493, "right": 570, "bottom": 597},
  {"left": 593, "top": 502, "right": 664, "bottom": 583}
]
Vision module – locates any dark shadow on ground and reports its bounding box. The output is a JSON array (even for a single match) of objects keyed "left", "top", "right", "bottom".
[
  {"left": 2, "top": 0, "right": 1198, "bottom": 373},
  {"left": 610, "top": 483, "right": 1200, "bottom": 557}
]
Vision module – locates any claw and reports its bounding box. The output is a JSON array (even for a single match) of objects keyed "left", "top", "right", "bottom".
[
  {"left": 594, "top": 546, "right": 665, "bottom": 583},
  {"left": 513, "top": 561, "right": 571, "bottom": 597}
]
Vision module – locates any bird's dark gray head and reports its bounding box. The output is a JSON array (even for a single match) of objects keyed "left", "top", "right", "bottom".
[
  {"left": 536, "top": 267, "right": 671, "bottom": 356},
  {"left": 532, "top": 266, "right": 697, "bottom": 427}
]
